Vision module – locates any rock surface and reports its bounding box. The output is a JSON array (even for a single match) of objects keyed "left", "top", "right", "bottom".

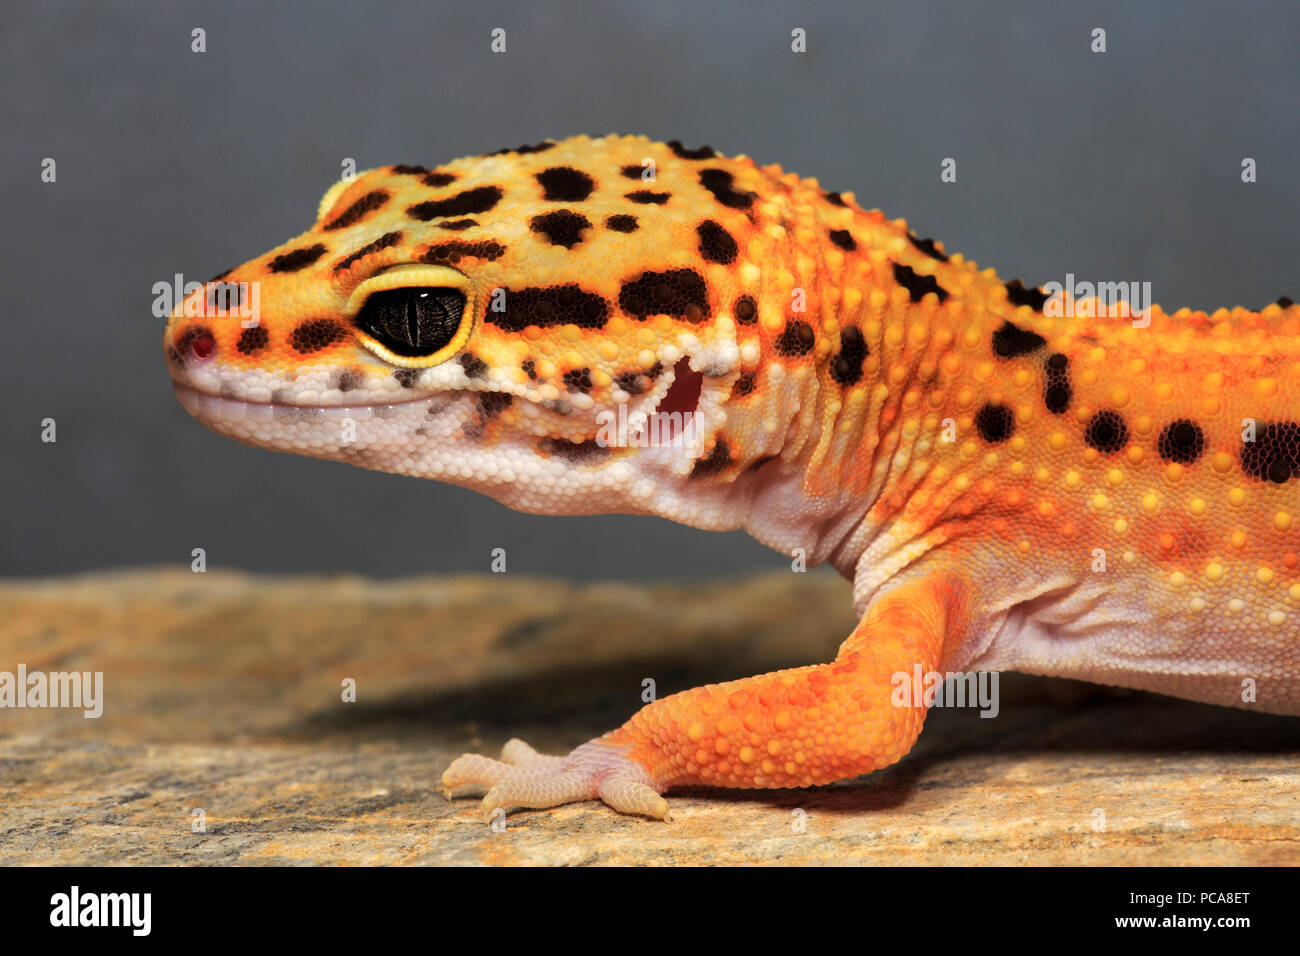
[{"left": 0, "top": 569, "right": 1297, "bottom": 865}]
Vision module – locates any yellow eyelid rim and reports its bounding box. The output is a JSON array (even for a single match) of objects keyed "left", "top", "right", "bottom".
[{"left": 346, "top": 264, "right": 478, "bottom": 369}]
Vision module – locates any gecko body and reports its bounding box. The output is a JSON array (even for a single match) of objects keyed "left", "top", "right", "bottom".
[{"left": 165, "top": 135, "right": 1300, "bottom": 818}]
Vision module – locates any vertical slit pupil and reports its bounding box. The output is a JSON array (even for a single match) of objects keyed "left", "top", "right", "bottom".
[{"left": 357, "top": 286, "right": 465, "bottom": 357}]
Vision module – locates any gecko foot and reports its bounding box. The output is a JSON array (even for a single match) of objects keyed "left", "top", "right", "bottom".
[{"left": 441, "top": 737, "right": 670, "bottom": 820}]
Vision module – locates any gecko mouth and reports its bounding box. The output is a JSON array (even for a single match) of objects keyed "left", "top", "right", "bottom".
[{"left": 171, "top": 382, "right": 441, "bottom": 423}]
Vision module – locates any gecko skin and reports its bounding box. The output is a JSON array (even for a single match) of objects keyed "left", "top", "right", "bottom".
[{"left": 164, "top": 134, "right": 1299, "bottom": 819}]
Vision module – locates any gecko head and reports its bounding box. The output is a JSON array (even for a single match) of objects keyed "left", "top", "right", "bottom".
[{"left": 164, "top": 135, "right": 789, "bottom": 524}]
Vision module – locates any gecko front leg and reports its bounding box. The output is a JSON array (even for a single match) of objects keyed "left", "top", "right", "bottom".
[{"left": 442, "top": 573, "right": 968, "bottom": 818}]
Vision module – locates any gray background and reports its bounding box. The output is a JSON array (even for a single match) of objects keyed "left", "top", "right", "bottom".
[{"left": 3, "top": 0, "right": 1297, "bottom": 580}]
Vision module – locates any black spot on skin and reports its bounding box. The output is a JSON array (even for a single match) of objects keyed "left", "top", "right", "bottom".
[
  {"left": 1240, "top": 422, "right": 1300, "bottom": 483},
  {"left": 407, "top": 186, "right": 503, "bottom": 221},
  {"left": 420, "top": 240, "right": 506, "bottom": 264},
  {"left": 324, "top": 190, "right": 388, "bottom": 230},
  {"left": 668, "top": 140, "right": 715, "bottom": 160},
  {"left": 615, "top": 370, "right": 651, "bottom": 395},
  {"left": 606, "top": 214, "right": 638, "bottom": 233},
  {"left": 236, "top": 325, "right": 269, "bottom": 354},
  {"left": 488, "top": 285, "right": 610, "bottom": 331},
  {"left": 563, "top": 367, "right": 593, "bottom": 394},
  {"left": 690, "top": 438, "right": 732, "bottom": 478},
  {"left": 488, "top": 141, "right": 554, "bottom": 156},
  {"left": 830, "top": 327, "right": 869, "bottom": 385},
  {"left": 1044, "top": 352, "right": 1072, "bottom": 414},
  {"left": 699, "top": 168, "right": 755, "bottom": 210},
  {"left": 626, "top": 190, "right": 670, "bottom": 204},
  {"left": 620, "top": 165, "right": 646, "bottom": 180},
  {"left": 438, "top": 219, "right": 478, "bottom": 231},
  {"left": 334, "top": 231, "right": 401, "bottom": 272},
  {"left": 824, "top": 191, "right": 846, "bottom": 207},
  {"left": 337, "top": 370, "right": 360, "bottom": 392},
  {"left": 539, "top": 436, "right": 607, "bottom": 463},
  {"left": 269, "top": 244, "right": 328, "bottom": 273},
  {"left": 1278, "top": 296, "right": 1294, "bottom": 308},
  {"left": 421, "top": 171, "right": 457, "bottom": 187},
  {"left": 618, "top": 269, "right": 710, "bottom": 322},
  {"left": 536, "top": 167, "right": 595, "bottom": 202},
  {"left": 1085, "top": 410, "right": 1129, "bottom": 454},
  {"left": 290, "top": 319, "right": 346, "bottom": 353},
  {"left": 1158, "top": 419, "right": 1206, "bottom": 464},
  {"left": 477, "top": 392, "right": 513, "bottom": 419},
  {"left": 774, "top": 320, "right": 815, "bottom": 357},
  {"left": 530, "top": 210, "right": 591, "bottom": 248},
  {"left": 1005, "top": 279, "right": 1049, "bottom": 310},
  {"left": 521, "top": 358, "right": 536, "bottom": 380},
  {"left": 646, "top": 361, "right": 664, "bottom": 380},
  {"left": 391, "top": 164, "right": 428, "bottom": 175},
  {"left": 746, "top": 455, "right": 778, "bottom": 473},
  {"left": 394, "top": 368, "right": 421, "bottom": 388},
  {"left": 892, "top": 262, "right": 950, "bottom": 303},
  {"left": 975, "top": 403, "right": 1015, "bottom": 444},
  {"left": 207, "top": 281, "right": 242, "bottom": 312},
  {"left": 908, "top": 233, "right": 949, "bottom": 262},
  {"left": 992, "top": 321, "right": 1047, "bottom": 358},
  {"left": 697, "top": 220, "right": 738, "bottom": 264},
  {"left": 459, "top": 353, "right": 488, "bottom": 379},
  {"left": 731, "top": 371, "right": 757, "bottom": 397},
  {"left": 734, "top": 294, "right": 757, "bottom": 325},
  {"left": 828, "top": 229, "right": 856, "bottom": 251}
]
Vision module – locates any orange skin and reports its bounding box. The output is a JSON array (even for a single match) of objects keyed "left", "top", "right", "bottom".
[{"left": 164, "top": 135, "right": 1299, "bottom": 818}]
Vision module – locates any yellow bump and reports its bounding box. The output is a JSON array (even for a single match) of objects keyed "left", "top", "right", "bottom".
[
  {"left": 1257, "top": 567, "right": 1275, "bottom": 585},
  {"left": 1228, "top": 599, "right": 1245, "bottom": 614},
  {"left": 1092, "top": 493, "right": 1109, "bottom": 509},
  {"left": 1155, "top": 383, "right": 1173, "bottom": 401},
  {"left": 1123, "top": 550, "right": 1137, "bottom": 564},
  {"left": 1114, "top": 518, "right": 1129, "bottom": 534},
  {"left": 1213, "top": 452, "right": 1233, "bottom": 473},
  {"left": 1107, "top": 469, "right": 1125, "bottom": 486},
  {"left": 1079, "top": 368, "right": 1099, "bottom": 386},
  {"left": 687, "top": 722, "right": 704, "bottom": 742},
  {"left": 1201, "top": 397, "right": 1221, "bottom": 416},
  {"left": 1205, "top": 563, "right": 1224, "bottom": 582},
  {"left": 1269, "top": 610, "right": 1286, "bottom": 625},
  {"left": 1169, "top": 571, "right": 1186, "bottom": 587},
  {"left": 1289, "top": 583, "right": 1300, "bottom": 601},
  {"left": 1229, "top": 488, "right": 1246, "bottom": 507},
  {"left": 1189, "top": 498, "right": 1206, "bottom": 516},
  {"left": 1165, "top": 463, "right": 1184, "bottom": 483},
  {"left": 767, "top": 740, "right": 782, "bottom": 756},
  {"left": 1064, "top": 470, "right": 1081, "bottom": 489},
  {"left": 1126, "top": 446, "right": 1145, "bottom": 465},
  {"left": 1049, "top": 431, "right": 1067, "bottom": 451},
  {"left": 1276, "top": 512, "right": 1292, "bottom": 532},
  {"left": 1231, "top": 530, "right": 1247, "bottom": 549},
  {"left": 1110, "top": 386, "right": 1130, "bottom": 407},
  {"left": 1255, "top": 377, "right": 1278, "bottom": 398},
  {"left": 1142, "top": 493, "right": 1159, "bottom": 512},
  {"left": 1134, "top": 415, "right": 1153, "bottom": 436}
]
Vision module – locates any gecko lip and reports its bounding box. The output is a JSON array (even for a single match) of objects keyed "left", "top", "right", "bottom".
[{"left": 171, "top": 382, "right": 435, "bottom": 423}]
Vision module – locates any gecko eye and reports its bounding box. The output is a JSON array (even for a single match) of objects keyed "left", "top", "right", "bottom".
[{"left": 354, "top": 287, "right": 468, "bottom": 359}]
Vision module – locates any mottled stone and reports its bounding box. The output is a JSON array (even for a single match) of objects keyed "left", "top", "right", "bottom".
[{"left": 0, "top": 569, "right": 1296, "bottom": 865}]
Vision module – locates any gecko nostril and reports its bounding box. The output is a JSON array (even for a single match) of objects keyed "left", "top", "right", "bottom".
[{"left": 180, "top": 326, "right": 216, "bottom": 361}]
